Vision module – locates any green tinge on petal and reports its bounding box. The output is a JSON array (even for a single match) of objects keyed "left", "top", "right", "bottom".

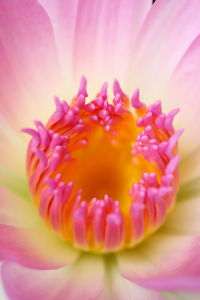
[
  {"left": 0, "top": 165, "right": 30, "bottom": 201},
  {"left": 161, "top": 291, "right": 200, "bottom": 300},
  {"left": 178, "top": 177, "right": 200, "bottom": 201},
  {"left": 179, "top": 146, "right": 200, "bottom": 185},
  {"left": 101, "top": 255, "right": 162, "bottom": 300}
]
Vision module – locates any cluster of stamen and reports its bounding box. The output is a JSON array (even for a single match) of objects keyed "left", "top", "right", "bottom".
[{"left": 23, "top": 77, "right": 182, "bottom": 253}]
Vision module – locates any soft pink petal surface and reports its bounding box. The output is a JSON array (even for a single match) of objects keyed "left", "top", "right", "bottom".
[
  {"left": 0, "top": 117, "right": 26, "bottom": 180},
  {"left": 117, "top": 235, "right": 200, "bottom": 291},
  {"left": 0, "top": 186, "right": 34, "bottom": 226},
  {"left": 131, "top": 0, "right": 200, "bottom": 99},
  {"left": 0, "top": 0, "right": 63, "bottom": 128},
  {"left": 164, "top": 35, "right": 200, "bottom": 159},
  {"left": 1, "top": 255, "right": 104, "bottom": 300},
  {"left": 0, "top": 224, "right": 79, "bottom": 270},
  {"left": 0, "top": 187, "right": 78, "bottom": 269},
  {"left": 37, "top": 0, "right": 78, "bottom": 96},
  {"left": 38, "top": 0, "right": 151, "bottom": 94}
]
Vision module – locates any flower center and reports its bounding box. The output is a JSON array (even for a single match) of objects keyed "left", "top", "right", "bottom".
[{"left": 24, "top": 77, "right": 182, "bottom": 253}]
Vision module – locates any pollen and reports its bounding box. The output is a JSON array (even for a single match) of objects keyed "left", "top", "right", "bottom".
[{"left": 23, "top": 77, "right": 182, "bottom": 253}]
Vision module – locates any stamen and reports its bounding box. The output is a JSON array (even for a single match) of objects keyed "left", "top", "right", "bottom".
[{"left": 23, "top": 78, "right": 182, "bottom": 253}]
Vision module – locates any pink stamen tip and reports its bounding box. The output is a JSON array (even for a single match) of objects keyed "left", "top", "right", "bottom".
[
  {"left": 113, "top": 79, "right": 124, "bottom": 97},
  {"left": 62, "top": 101, "right": 69, "bottom": 113},
  {"left": 22, "top": 128, "right": 40, "bottom": 145},
  {"left": 113, "top": 93, "right": 122, "bottom": 105},
  {"left": 155, "top": 114, "right": 166, "bottom": 129},
  {"left": 165, "top": 108, "right": 180, "bottom": 131},
  {"left": 78, "top": 76, "right": 88, "bottom": 97},
  {"left": 100, "top": 82, "right": 108, "bottom": 99},
  {"left": 54, "top": 96, "right": 64, "bottom": 113},
  {"left": 38, "top": 125, "right": 50, "bottom": 148},
  {"left": 137, "top": 112, "right": 153, "bottom": 127},
  {"left": 34, "top": 120, "right": 43, "bottom": 129},
  {"left": 165, "top": 129, "right": 184, "bottom": 158},
  {"left": 148, "top": 100, "right": 162, "bottom": 116},
  {"left": 131, "top": 88, "right": 143, "bottom": 109},
  {"left": 165, "top": 155, "right": 180, "bottom": 174}
]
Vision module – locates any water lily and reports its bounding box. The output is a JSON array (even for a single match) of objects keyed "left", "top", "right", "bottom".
[{"left": 0, "top": 0, "right": 200, "bottom": 299}]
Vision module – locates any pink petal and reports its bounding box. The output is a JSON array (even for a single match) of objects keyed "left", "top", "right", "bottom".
[
  {"left": 0, "top": 224, "right": 79, "bottom": 270},
  {"left": 0, "top": 116, "right": 26, "bottom": 180},
  {"left": 131, "top": 0, "right": 200, "bottom": 101},
  {"left": 0, "top": 188, "right": 78, "bottom": 269},
  {"left": 1, "top": 255, "right": 104, "bottom": 300},
  {"left": 39, "top": 0, "right": 151, "bottom": 91},
  {"left": 0, "top": 186, "right": 35, "bottom": 226},
  {"left": 117, "top": 234, "right": 200, "bottom": 291},
  {"left": 164, "top": 35, "right": 200, "bottom": 157},
  {"left": 0, "top": 0, "right": 63, "bottom": 129},
  {"left": 37, "top": 0, "right": 79, "bottom": 95}
]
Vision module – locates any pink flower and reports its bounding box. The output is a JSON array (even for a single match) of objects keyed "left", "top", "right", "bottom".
[{"left": 0, "top": 0, "right": 200, "bottom": 299}]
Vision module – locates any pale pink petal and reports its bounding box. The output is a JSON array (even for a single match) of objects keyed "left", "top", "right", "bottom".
[
  {"left": 130, "top": 0, "right": 200, "bottom": 101},
  {"left": 0, "top": 116, "right": 26, "bottom": 180},
  {"left": 99, "top": 264, "right": 163, "bottom": 300},
  {"left": 1, "top": 255, "right": 104, "bottom": 300},
  {"left": 163, "top": 35, "right": 200, "bottom": 197},
  {"left": 164, "top": 35, "right": 200, "bottom": 159},
  {"left": 0, "top": 188, "right": 79, "bottom": 271},
  {"left": 37, "top": 0, "right": 79, "bottom": 96},
  {"left": 0, "top": 0, "right": 63, "bottom": 129},
  {"left": 0, "top": 38, "right": 26, "bottom": 176},
  {"left": 0, "top": 224, "right": 79, "bottom": 270},
  {"left": 0, "top": 186, "right": 35, "bottom": 226},
  {"left": 39, "top": 0, "right": 152, "bottom": 94},
  {"left": 117, "top": 235, "right": 200, "bottom": 291}
]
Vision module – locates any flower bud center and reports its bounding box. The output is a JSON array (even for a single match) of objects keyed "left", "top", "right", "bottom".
[{"left": 24, "top": 78, "right": 182, "bottom": 253}]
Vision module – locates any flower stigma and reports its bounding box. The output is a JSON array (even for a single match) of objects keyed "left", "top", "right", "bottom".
[{"left": 23, "top": 77, "right": 183, "bottom": 254}]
